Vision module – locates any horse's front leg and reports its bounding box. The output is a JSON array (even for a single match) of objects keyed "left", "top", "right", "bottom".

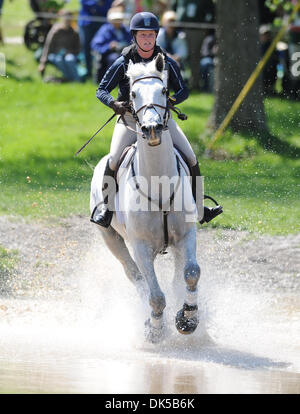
[
  {"left": 174, "top": 227, "right": 200, "bottom": 335},
  {"left": 132, "top": 240, "right": 166, "bottom": 343},
  {"left": 96, "top": 225, "right": 147, "bottom": 298}
]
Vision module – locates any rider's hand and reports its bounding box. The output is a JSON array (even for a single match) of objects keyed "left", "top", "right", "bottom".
[{"left": 109, "top": 100, "right": 127, "bottom": 116}]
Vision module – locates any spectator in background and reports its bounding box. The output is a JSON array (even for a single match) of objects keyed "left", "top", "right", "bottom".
[
  {"left": 157, "top": 10, "right": 188, "bottom": 72},
  {"left": 38, "top": 10, "right": 82, "bottom": 82},
  {"left": 259, "top": 24, "right": 279, "bottom": 95},
  {"left": 78, "top": 0, "right": 114, "bottom": 79},
  {"left": 173, "top": 0, "right": 215, "bottom": 90},
  {"left": 91, "top": 7, "right": 131, "bottom": 83},
  {"left": 199, "top": 28, "right": 216, "bottom": 92}
]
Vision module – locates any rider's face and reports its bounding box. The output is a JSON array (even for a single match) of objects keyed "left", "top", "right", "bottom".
[{"left": 135, "top": 30, "right": 157, "bottom": 51}]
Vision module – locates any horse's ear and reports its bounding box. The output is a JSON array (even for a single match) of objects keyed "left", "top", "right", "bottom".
[{"left": 155, "top": 53, "right": 164, "bottom": 73}]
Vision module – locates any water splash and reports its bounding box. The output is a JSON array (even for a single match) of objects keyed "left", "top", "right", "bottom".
[{"left": 0, "top": 229, "right": 299, "bottom": 393}]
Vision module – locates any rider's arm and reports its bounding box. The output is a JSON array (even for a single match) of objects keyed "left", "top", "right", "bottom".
[
  {"left": 167, "top": 56, "right": 189, "bottom": 105},
  {"left": 96, "top": 56, "right": 126, "bottom": 107}
]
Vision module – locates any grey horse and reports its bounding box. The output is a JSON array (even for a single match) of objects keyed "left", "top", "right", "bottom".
[{"left": 90, "top": 54, "right": 201, "bottom": 342}]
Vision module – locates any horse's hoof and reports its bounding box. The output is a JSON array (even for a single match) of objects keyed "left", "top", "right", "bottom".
[
  {"left": 175, "top": 304, "right": 199, "bottom": 335},
  {"left": 144, "top": 317, "right": 164, "bottom": 343}
]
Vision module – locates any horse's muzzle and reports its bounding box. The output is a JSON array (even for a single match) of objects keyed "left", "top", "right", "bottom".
[{"left": 142, "top": 124, "right": 163, "bottom": 146}]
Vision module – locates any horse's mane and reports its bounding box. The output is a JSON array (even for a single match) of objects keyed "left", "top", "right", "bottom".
[{"left": 126, "top": 59, "right": 163, "bottom": 84}]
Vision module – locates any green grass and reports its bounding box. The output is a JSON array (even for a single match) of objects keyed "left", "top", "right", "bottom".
[
  {"left": 1, "top": 0, "right": 80, "bottom": 38},
  {"left": 0, "top": 39, "right": 300, "bottom": 235}
]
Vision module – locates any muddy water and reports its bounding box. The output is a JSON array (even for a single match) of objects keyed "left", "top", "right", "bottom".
[{"left": 0, "top": 228, "right": 300, "bottom": 394}]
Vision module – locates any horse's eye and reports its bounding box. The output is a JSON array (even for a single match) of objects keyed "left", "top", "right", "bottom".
[
  {"left": 132, "top": 91, "right": 136, "bottom": 99},
  {"left": 162, "top": 87, "right": 166, "bottom": 95}
]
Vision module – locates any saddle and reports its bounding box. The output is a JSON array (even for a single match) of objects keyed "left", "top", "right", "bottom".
[{"left": 113, "top": 144, "right": 222, "bottom": 224}]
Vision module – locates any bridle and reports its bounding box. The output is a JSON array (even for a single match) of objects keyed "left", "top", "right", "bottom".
[
  {"left": 75, "top": 77, "right": 187, "bottom": 156},
  {"left": 128, "top": 76, "right": 170, "bottom": 135}
]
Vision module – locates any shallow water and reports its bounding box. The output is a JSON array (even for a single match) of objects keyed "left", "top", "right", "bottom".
[{"left": 0, "top": 234, "right": 300, "bottom": 394}]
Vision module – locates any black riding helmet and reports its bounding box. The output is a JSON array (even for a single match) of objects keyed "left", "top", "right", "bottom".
[{"left": 130, "top": 12, "right": 160, "bottom": 33}]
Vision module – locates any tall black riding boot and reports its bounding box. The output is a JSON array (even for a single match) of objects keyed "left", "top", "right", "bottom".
[
  {"left": 190, "top": 161, "right": 223, "bottom": 224},
  {"left": 90, "top": 159, "right": 116, "bottom": 228}
]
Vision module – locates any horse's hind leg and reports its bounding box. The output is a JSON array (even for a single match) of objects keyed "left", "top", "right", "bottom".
[
  {"left": 174, "top": 228, "right": 200, "bottom": 335},
  {"left": 97, "top": 226, "right": 147, "bottom": 296}
]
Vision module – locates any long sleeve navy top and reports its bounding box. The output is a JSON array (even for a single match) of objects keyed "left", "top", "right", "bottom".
[{"left": 96, "top": 44, "right": 189, "bottom": 108}]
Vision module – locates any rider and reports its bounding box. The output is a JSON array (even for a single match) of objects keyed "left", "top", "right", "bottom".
[{"left": 91, "top": 12, "right": 223, "bottom": 228}]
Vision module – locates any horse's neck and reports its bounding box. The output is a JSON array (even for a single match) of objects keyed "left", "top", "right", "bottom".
[{"left": 137, "top": 130, "right": 178, "bottom": 180}]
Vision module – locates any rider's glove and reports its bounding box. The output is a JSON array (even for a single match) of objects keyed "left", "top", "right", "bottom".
[{"left": 109, "top": 100, "right": 127, "bottom": 116}]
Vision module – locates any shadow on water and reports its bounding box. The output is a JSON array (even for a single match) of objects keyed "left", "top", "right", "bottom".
[{"left": 153, "top": 340, "right": 290, "bottom": 371}]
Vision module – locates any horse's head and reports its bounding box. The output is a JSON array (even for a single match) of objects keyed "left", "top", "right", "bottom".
[{"left": 127, "top": 53, "right": 168, "bottom": 146}]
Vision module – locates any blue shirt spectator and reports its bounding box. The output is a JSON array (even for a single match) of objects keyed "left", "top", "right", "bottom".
[
  {"left": 78, "top": 0, "right": 113, "bottom": 27},
  {"left": 78, "top": 0, "right": 114, "bottom": 77},
  {"left": 91, "top": 22, "right": 131, "bottom": 55},
  {"left": 91, "top": 8, "right": 132, "bottom": 83}
]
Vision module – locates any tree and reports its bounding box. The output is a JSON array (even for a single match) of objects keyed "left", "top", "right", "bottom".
[{"left": 211, "top": 0, "right": 267, "bottom": 134}]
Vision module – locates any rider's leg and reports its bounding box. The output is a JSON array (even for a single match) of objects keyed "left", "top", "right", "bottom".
[
  {"left": 168, "top": 118, "right": 223, "bottom": 224},
  {"left": 168, "top": 117, "right": 197, "bottom": 166},
  {"left": 190, "top": 162, "right": 223, "bottom": 224},
  {"left": 109, "top": 114, "right": 137, "bottom": 170},
  {"left": 90, "top": 158, "right": 116, "bottom": 227},
  {"left": 91, "top": 114, "right": 137, "bottom": 228}
]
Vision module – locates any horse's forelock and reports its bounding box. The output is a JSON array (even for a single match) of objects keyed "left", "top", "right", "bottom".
[{"left": 126, "top": 60, "right": 162, "bottom": 85}]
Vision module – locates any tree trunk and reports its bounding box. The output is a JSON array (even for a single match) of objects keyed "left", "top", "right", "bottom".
[{"left": 211, "top": 0, "right": 267, "bottom": 133}]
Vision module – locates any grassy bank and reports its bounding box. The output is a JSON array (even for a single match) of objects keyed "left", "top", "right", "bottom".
[
  {"left": 1, "top": 0, "right": 79, "bottom": 38},
  {"left": 0, "top": 33, "right": 299, "bottom": 235}
]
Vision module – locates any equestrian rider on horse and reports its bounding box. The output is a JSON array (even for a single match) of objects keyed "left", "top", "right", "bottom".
[{"left": 91, "top": 12, "right": 223, "bottom": 228}]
